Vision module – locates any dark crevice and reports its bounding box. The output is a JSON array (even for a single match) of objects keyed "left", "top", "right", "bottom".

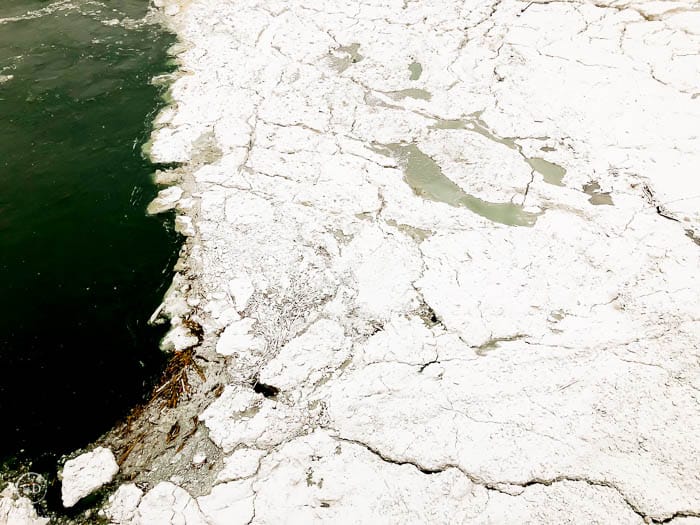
[
  {"left": 656, "top": 206, "right": 680, "bottom": 222},
  {"left": 418, "top": 359, "right": 439, "bottom": 373},
  {"left": 416, "top": 300, "right": 443, "bottom": 328},
  {"left": 334, "top": 435, "right": 699, "bottom": 524},
  {"left": 251, "top": 380, "right": 280, "bottom": 399}
]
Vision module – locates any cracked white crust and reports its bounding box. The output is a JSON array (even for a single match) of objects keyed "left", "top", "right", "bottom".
[
  {"left": 106, "top": 0, "right": 700, "bottom": 523},
  {"left": 60, "top": 447, "right": 119, "bottom": 508}
]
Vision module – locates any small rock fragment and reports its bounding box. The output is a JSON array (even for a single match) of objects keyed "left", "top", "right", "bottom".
[
  {"left": 161, "top": 323, "right": 199, "bottom": 352},
  {"left": 147, "top": 186, "right": 183, "bottom": 214},
  {"left": 216, "top": 318, "right": 263, "bottom": 356},
  {"left": 135, "top": 482, "right": 208, "bottom": 524},
  {"left": 228, "top": 275, "right": 255, "bottom": 310},
  {"left": 102, "top": 484, "right": 143, "bottom": 524},
  {"left": 0, "top": 484, "right": 49, "bottom": 525},
  {"left": 175, "top": 215, "right": 196, "bottom": 236},
  {"left": 216, "top": 448, "right": 267, "bottom": 482},
  {"left": 61, "top": 447, "right": 119, "bottom": 508}
]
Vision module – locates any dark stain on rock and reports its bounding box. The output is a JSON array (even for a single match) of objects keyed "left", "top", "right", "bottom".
[{"left": 252, "top": 380, "right": 280, "bottom": 399}]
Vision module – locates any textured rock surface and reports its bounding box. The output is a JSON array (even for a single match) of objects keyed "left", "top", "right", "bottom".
[
  {"left": 61, "top": 446, "right": 119, "bottom": 507},
  {"left": 105, "top": 0, "right": 700, "bottom": 523},
  {"left": 102, "top": 484, "right": 144, "bottom": 524},
  {"left": 0, "top": 484, "right": 49, "bottom": 525}
]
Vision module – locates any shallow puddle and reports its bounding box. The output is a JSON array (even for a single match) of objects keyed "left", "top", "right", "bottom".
[
  {"left": 474, "top": 334, "right": 526, "bottom": 356},
  {"left": 330, "top": 43, "right": 363, "bottom": 73},
  {"left": 387, "top": 88, "right": 431, "bottom": 101},
  {"left": 385, "top": 218, "right": 432, "bottom": 242},
  {"left": 408, "top": 61, "right": 422, "bottom": 81},
  {"left": 465, "top": 114, "right": 520, "bottom": 151},
  {"left": 526, "top": 157, "right": 566, "bottom": 186},
  {"left": 431, "top": 119, "right": 467, "bottom": 130},
  {"left": 374, "top": 143, "right": 539, "bottom": 227},
  {"left": 432, "top": 116, "right": 519, "bottom": 151},
  {"left": 583, "top": 181, "right": 614, "bottom": 205}
]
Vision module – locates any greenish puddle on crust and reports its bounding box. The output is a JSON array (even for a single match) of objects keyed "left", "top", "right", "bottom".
[
  {"left": 408, "top": 61, "right": 422, "bottom": 81},
  {"left": 431, "top": 116, "right": 519, "bottom": 151},
  {"left": 431, "top": 119, "right": 467, "bottom": 130},
  {"left": 387, "top": 88, "right": 431, "bottom": 101},
  {"left": 474, "top": 334, "right": 527, "bottom": 356},
  {"left": 189, "top": 130, "right": 224, "bottom": 164},
  {"left": 330, "top": 43, "right": 363, "bottom": 73},
  {"left": 385, "top": 218, "right": 433, "bottom": 242},
  {"left": 550, "top": 310, "right": 566, "bottom": 321},
  {"left": 526, "top": 157, "right": 566, "bottom": 186},
  {"left": 373, "top": 143, "right": 539, "bottom": 227},
  {"left": 583, "top": 181, "right": 614, "bottom": 205}
]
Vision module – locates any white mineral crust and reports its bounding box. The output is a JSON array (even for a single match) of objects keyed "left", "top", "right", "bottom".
[
  {"left": 0, "top": 484, "right": 49, "bottom": 525},
  {"left": 61, "top": 446, "right": 119, "bottom": 507},
  {"left": 107, "top": 0, "right": 700, "bottom": 522},
  {"left": 147, "top": 186, "right": 183, "bottom": 215},
  {"left": 102, "top": 484, "right": 143, "bottom": 524}
]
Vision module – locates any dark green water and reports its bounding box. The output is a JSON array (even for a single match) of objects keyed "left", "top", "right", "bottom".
[{"left": 0, "top": 0, "right": 178, "bottom": 476}]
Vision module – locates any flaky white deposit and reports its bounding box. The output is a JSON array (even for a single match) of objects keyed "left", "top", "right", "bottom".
[
  {"left": 61, "top": 447, "right": 119, "bottom": 508},
  {"left": 105, "top": 0, "right": 700, "bottom": 523},
  {"left": 0, "top": 484, "right": 49, "bottom": 525}
]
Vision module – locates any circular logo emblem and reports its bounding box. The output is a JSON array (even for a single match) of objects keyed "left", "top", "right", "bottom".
[{"left": 16, "top": 472, "right": 47, "bottom": 503}]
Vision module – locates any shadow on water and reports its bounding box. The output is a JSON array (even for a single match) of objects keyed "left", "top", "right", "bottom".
[{"left": 0, "top": 0, "right": 180, "bottom": 492}]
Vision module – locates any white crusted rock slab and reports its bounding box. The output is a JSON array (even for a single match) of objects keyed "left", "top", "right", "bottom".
[
  {"left": 216, "top": 448, "right": 267, "bottom": 483},
  {"left": 104, "top": 0, "right": 700, "bottom": 523},
  {"left": 161, "top": 323, "right": 200, "bottom": 352},
  {"left": 200, "top": 385, "right": 308, "bottom": 452},
  {"left": 61, "top": 446, "right": 119, "bottom": 507},
  {"left": 259, "top": 319, "right": 350, "bottom": 394},
  {"left": 0, "top": 484, "right": 49, "bottom": 525},
  {"left": 216, "top": 318, "right": 263, "bottom": 357},
  {"left": 250, "top": 431, "right": 643, "bottom": 524},
  {"left": 102, "top": 484, "right": 143, "bottom": 524},
  {"left": 133, "top": 482, "right": 207, "bottom": 525},
  {"left": 146, "top": 186, "right": 183, "bottom": 215},
  {"left": 197, "top": 480, "right": 255, "bottom": 525}
]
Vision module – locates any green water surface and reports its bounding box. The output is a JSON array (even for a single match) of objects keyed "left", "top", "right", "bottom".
[
  {"left": 0, "top": 0, "right": 178, "bottom": 479},
  {"left": 375, "top": 143, "right": 540, "bottom": 227}
]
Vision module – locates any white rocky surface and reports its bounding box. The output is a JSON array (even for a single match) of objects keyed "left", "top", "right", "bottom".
[
  {"left": 106, "top": 0, "right": 700, "bottom": 523},
  {"left": 161, "top": 322, "right": 201, "bottom": 351},
  {"left": 147, "top": 186, "right": 184, "bottom": 215},
  {"left": 61, "top": 446, "right": 119, "bottom": 507},
  {"left": 0, "top": 484, "right": 49, "bottom": 525},
  {"left": 102, "top": 484, "right": 144, "bottom": 524},
  {"left": 132, "top": 482, "right": 208, "bottom": 524}
]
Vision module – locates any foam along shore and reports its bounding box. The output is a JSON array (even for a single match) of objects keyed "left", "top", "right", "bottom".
[{"left": 100, "top": 0, "right": 700, "bottom": 523}]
